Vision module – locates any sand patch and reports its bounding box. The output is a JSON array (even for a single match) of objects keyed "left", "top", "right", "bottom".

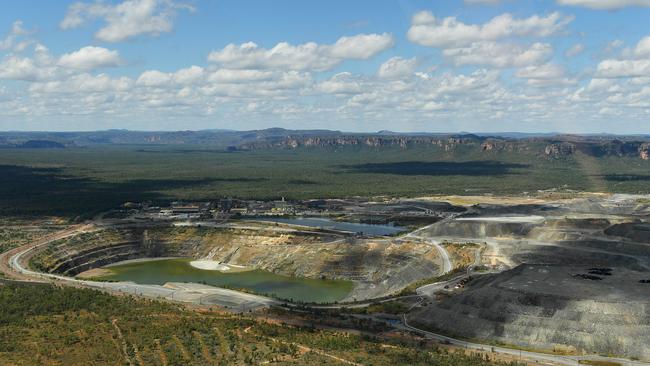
[
  {"left": 76, "top": 267, "right": 113, "bottom": 279},
  {"left": 456, "top": 215, "right": 545, "bottom": 224},
  {"left": 190, "top": 260, "right": 249, "bottom": 272}
]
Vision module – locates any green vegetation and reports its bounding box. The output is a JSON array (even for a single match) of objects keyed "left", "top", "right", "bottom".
[
  {"left": 590, "top": 155, "right": 650, "bottom": 193},
  {"left": 0, "top": 228, "right": 32, "bottom": 254},
  {"left": 0, "top": 282, "right": 521, "bottom": 365},
  {"left": 350, "top": 300, "right": 411, "bottom": 315},
  {"left": 442, "top": 241, "right": 481, "bottom": 249},
  {"left": 0, "top": 222, "right": 58, "bottom": 254},
  {"left": 1, "top": 144, "right": 649, "bottom": 218}
]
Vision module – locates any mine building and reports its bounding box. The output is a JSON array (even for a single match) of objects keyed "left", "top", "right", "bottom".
[
  {"left": 171, "top": 203, "right": 201, "bottom": 215},
  {"left": 230, "top": 207, "right": 249, "bottom": 215}
]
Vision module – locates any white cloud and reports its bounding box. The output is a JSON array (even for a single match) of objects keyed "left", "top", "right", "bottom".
[
  {"left": 0, "top": 56, "right": 42, "bottom": 81},
  {"left": 378, "top": 57, "right": 418, "bottom": 79},
  {"left": 596, "top": 59, "right": 650, "bottom": 78},
  {"left": 199, "top": 70, "right": 312, "bottom": 97},
  {"left": 407, "top": 11, "right": 572, "bottom": 48},
  {"left": 604, "top": 39, "right": 624, "bottom": 55},
  {"left": 408, "top": 10, "right": 562, "bottom": 69},
  {"left": 595, "top": 36, "right": 650, "bottom": 78},
  {"left": 435, "top": 69, "right": 501, "bottom": 94},
  {"left": 557, "top": 0, "right": 650, "bottom": 9},
  {"left": 34, "top": 44, "right": 53, "bottom": 64},
  {"left": 343, "top": 69, "right": 505, "bottom": 118},
  {"left": 207, "top": 69, "right": 274, "bottom": 83},
  {"left": 263, "top": 71, "right": 312, "bottom": 90},
  {"left": 208, "top": 33, "right": 394, "bottom": 71},
  {"left": 515, "top": 64, "right": 577, "bottom": 87},
  {"left": 317, "top": 73, "right": 363, "bottom": 94},
  {"left": 9, "top": 20, "right": 28, "bottom": 36},
  {"left": 172, "top": 65, "right": 205, "bottom": 84},
  {"left": 328, "top": 33, "right": 395, "bottom": 59},
  {"left": 60, "top": 0, "right": 193, "bottom": 42},
  {"left": 516, "top": 63, "right": 566, "bottom": 79},
  {"left": 58, "top": 46, "right": 122, "bottom": 70},
  {"left": 443, "top": 42, "right": 553, "bottom": 67},
  {"left": 606, "top": 86, "right": 650, "bottom": 107},
  {"left": 208, "top": 41, "right": 329, "bottom": 70},
  {"left": 0, "top": 20, "right": 29, "bottom": 50},
  {"left": 132, "top": 66, "right": 312, "bottom": 101},
  {"left": 586, "top": 78, "right": 616, "bottom": 92},
  {"left": 565, "top": 43, "right": 585, "bottom": 57},
  {"left": 30, "top": 73, "right": 133, "bottom": 93},
  {"left": 136, "top": 70, "right": 172, "bottom": 87},
  {"left": 135, "top": 66, "right": 207, "bottom": 87},
  {"left": 634, "top": 36, "right": 650, "bottom": 57},
  {"left": 0, "top": 41, "right": 61, "bottom": 82}
]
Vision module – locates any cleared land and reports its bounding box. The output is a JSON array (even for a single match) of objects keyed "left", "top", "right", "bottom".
[{"left": 408, "top": 194, "right": 650, "bottom": 361}]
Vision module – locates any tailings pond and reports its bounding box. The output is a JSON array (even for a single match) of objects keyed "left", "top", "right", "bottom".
[
  {"left": 97, "top": 258, "right": 353, "bottom": 303},
  {"left": 245, "top": 216, "right": 405, "bottom": 235}
]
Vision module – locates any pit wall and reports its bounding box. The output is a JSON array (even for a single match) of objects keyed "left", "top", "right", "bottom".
[{"left": 29, "top": 226, "right": 444, "bottom": 301}]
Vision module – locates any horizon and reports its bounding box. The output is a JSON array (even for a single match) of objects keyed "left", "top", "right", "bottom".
[{"left": 1, "top": 127, "right": 650, "bottom": 137}]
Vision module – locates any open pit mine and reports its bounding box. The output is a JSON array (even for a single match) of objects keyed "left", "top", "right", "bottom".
[{"left": 7, "top": 194, "right": 650, "bottom": 362}]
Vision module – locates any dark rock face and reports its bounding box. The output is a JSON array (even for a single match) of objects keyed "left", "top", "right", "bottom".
[
  {"left": 605, "top": 223, "right": 650, "bottom": 243},
  {"left": 239, "top": 135, "right": 484, "bottom": 150},
  {"left": 544, "top": 143, "right": 576, "bottom": 158},
  {"left": 639, "top": 143, "right": 650, "bottom": 160}
]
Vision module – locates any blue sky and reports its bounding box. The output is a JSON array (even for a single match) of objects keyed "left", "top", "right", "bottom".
[{"left": 1, "top": 0, "right": 650, "bottom": 133}]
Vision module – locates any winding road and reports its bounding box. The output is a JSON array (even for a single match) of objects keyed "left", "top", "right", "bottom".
[
  {"left": 403, "top": 218, "right": 456, "bottom": 275},
  {"left": 398, "top": 314, "right": 649, "bottom": 366},
  {"left": 1, "top": 223, "right": 277, "bottom": 311}
]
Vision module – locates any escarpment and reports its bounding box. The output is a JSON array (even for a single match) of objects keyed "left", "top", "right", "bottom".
[{"left": 237, "top": 134, "right": 650, "bottom": 161}]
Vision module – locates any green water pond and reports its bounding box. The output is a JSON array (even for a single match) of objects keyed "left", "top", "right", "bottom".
[{"left": 98, "top": 258, "right": 353, "bottom": 303}]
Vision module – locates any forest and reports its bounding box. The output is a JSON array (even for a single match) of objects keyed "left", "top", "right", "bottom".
[{"left": 1, "top": 144, "right": 648, "bottom": 218}]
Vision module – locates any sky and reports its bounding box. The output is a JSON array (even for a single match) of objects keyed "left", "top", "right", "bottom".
[{"left": 1, "top": 0, "right": 650, "bottom": 133}]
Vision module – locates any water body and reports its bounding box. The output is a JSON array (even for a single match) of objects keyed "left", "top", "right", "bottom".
[
  {"left": 99, "top": 258, "right": 353, "bottom": 303},
  {"left": 246, "top": 216, "right": 405, "bottom": 235}
]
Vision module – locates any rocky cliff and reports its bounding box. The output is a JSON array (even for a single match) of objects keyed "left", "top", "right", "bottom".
[
  {"left": 238, "top": 134, "right": 650, "bottom": 160},
  {"left": 639, "top": 143, "right": 650, "bottom": 160}
]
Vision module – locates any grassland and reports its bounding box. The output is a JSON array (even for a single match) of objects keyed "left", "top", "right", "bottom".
[
  {"left": 0, "top": 281, "right": 520, "bottom": 365},
  {"left": 1, "top": 145, "right": 649, "bottom": 217}
]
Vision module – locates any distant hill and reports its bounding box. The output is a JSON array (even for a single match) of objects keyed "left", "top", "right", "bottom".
[
  {"left": 0, "top": 128, "right": 343, "bottom": 147},
  {"left": 19, "top": 140, "right": 66, "bottom": 149},
  {"left": 1, "top": 129, "right": 649, "bottom": 160}
]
